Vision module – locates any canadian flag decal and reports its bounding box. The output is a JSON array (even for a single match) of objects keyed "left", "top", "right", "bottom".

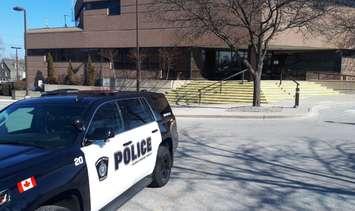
[{"left": 17, "top": 177, "right": 37, "bottom": 193}]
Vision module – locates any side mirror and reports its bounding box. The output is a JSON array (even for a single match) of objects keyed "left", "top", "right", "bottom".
[{"left": 87, "top": 127, "right": 115, "bottom": 142}]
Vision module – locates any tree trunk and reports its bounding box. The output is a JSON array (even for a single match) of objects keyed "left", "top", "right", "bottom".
[
  {"left": 248, "top": 45, "right": 261, "bottom": 106},
  {"left": 253, "top": 74, "right": 261, "bottom": 107}
]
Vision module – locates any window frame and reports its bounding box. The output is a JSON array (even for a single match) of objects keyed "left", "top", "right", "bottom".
[
  {"left": 116, "top": 97, "right": 156, "bottom": 132},
  {"left": 140, "top": 97, "right": 158, "bottom": 121},
  {"left": 84, "top": 100, "right": 124, "bottom": 141},
  {"left": 84, "top": 97, "right": 157, "bottom": 144}
]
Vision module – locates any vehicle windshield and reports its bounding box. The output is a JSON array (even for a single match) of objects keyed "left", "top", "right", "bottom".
[{"left": 0, "top": 103, "right": 86, "bottom": 148}]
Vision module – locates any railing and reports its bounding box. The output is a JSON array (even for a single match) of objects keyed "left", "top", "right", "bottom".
[
  {"left": 197, "top": 69, "right": 248, "bottom": 104},
  {"left": 292, "top": 79, "right": 300, "bottom": 108},
  {"left": 308, "top": 71, "right": 355, "bottom": 81},
  {"left": 277, "top": 71, "right": 301, "bottom": 107},
  {"left": 277, "top": 69, "right": 300, "bottom": 107}
]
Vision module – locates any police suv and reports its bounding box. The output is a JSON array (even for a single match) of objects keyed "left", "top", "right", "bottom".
[{"left": 0, "top": 90, "right": 178, "bottom": 211}]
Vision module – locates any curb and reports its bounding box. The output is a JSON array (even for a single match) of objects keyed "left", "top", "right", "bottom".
[
  {"left": 175, "top": 114, "right": 308, "bottom": 119},
  {"left": 174, "top": 105, "right": 328, "bottom": 120}
]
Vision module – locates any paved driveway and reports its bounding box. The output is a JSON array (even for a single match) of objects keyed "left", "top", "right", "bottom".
[
  {"left": 1, "top": 98, "right": 354, "bottom": 210},
  {"left": 122, "top": 102, "right": 355, "bottom": 211}
]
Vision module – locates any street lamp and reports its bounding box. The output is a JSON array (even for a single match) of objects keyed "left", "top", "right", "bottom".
[
  {"left": 13, "top": 6, "right": 29, "bottom": 97},
  {"left": 135, "top": 0, "right": 141, "bottom": 92},
  {"left": 64, "top": 15, "right": 69, "bottom": 27},
  {"left": 11, "top": 46, "right": 21, "bottom": 81}
]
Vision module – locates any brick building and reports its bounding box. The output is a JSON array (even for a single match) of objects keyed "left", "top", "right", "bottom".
[{"left": 27, "top": 0, "right": 355, "bottom": 89}]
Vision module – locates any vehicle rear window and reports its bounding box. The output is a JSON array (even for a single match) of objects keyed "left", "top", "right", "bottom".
[
  {"left": 148, "top": 94, "right": 172, "bottom": 116},
  {"left": 118, "top": 99, "right": 154, "bottom": 130}
]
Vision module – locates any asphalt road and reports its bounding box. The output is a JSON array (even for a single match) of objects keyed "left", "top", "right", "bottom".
[
  {"left": 1, "top": 99, "right": 354, "bottom": 210},
  {"left": 121, "top": 102, "right": 355, "bottom": 211}
]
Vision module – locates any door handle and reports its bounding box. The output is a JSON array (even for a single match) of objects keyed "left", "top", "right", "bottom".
[
  {"left": 123, "top": 141, "right": 132, "bottom": 147},
  {"left": 152, "top": 129, "right": 158, "bottom": 133}
]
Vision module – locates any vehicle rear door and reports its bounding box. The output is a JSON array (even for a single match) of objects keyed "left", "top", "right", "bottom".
[{"left": 117, "top": 98, "right": 162, "bottom": 182}]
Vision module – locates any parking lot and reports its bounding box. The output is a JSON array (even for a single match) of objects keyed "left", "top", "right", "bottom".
[
  {"left": 122, "top": 103, "right": 355, "bottom": 211},
  {"left": 1, "top": 99, "right": 354, "bottom": 210}
]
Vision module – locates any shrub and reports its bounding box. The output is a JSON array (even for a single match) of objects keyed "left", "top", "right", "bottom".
[
  {"left": 86, "top": 56, "right": 96, "bottom": 86},
  {"left": 65, "top": 61, "right": 80, "bottom": 85},
  {"left": 46, "top": 53, "right": 58, "bottom": 84}
]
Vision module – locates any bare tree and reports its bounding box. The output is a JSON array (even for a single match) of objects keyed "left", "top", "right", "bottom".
[
  {"left": 152, "top": 0, "right": 336, "bottom": 106},
  {"left": 99, "top": 49, "right": 119, "bottom": 80},
  {"left": 315, "top": 3, "right": 355, "bottom": 48},
  {"left": 307, "top": 2, "right": 355, "bottom": 76},
  {"left": 159, "top": 48, "right": 181, "bottom": 80},
  {"left": 128, "top": 48, "right": 150, "bottom": 77}
]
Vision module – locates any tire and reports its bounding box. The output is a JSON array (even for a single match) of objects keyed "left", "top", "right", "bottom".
[
  {"left": 35, "top": 205, "right": 70, "bottom": 211},
  {"left": 149, "top": 145, "right": 172, "bottom": 188}
]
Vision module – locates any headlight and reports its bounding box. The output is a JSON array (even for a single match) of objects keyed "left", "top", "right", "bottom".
[{"left": 0, "top": 189, "right": 10, "bottom": 206}]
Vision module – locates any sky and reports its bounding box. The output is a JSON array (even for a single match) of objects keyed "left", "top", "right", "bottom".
[{"left": 0, "top": 0, "right": 76, "bottom": 58}]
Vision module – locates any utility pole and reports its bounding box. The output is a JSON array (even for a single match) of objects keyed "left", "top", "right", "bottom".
[
  {"left": 135, "top": 0, "right": 141, "bottom": 92},
  {"left": 11, "top": 46, "right": 21, "bottom": 81}
]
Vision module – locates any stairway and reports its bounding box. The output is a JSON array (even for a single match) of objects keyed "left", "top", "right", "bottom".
[
  {"left": 261, "top": 81, "right": 292, "bottom": 103},
  {"left": 276, "top": 81, "right": 341, "bottom": 99},
  {"left": 166, "top": 80, "right": 342, "bottom": 105},
  {"left": 166, "top": 80, "right": 267, "bottom": 104}
]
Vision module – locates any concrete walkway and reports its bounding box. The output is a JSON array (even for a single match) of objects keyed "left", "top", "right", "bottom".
[
  {"left": 0, "top": 94, "right": 353, "bottom": 119},
  {"left": 172, "top": 105, "right": 314, "bottom": 119},
  {"left": 172, "top": 95, "right": 355, "bottom": 119}
]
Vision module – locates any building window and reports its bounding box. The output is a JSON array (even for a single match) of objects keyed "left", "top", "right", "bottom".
[
  {"left": 215, "top": 50, "right": 247, "bottom": 73},
  {"left": 108, "top": 0, "right": 120, "bottom": 15},
  {"left": 142, "top": 49, "right": 159, "bottom": 70},
  {"left": 85, "top": 0, "right": 120, "bottom": 16}
]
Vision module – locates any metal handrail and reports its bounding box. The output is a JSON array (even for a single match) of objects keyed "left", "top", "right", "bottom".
[
  {"left": 292, "top": 79, "right": 300, "bottom": 108},
  {"left": 292, "top": 79, "right": 300, "bottom": 86},
  {"left": 277, "top": 73, "right": 301, "bottom": 108},
  {"left": 279, "top": 77, "right": 300, "bottom": 108},
  {"left": 197, "top": 68, "right": 248, "bottom": 104}
]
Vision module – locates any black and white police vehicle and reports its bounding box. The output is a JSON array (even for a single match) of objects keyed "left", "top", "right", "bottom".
[{"left": 0, "top": 90, "right": 178, "bottom": 211}]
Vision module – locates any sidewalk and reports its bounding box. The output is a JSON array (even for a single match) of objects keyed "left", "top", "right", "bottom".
[
  {"left": 172, "top": 95, "right": 355, "bottom": 119},
  {"left": 172, "top": 105, "right": 315, "bottom": 119}
]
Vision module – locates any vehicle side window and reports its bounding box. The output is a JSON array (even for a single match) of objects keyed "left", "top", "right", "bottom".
[
  {"left": 87, "top": 102, "right": 123, "bottom": 137},
  {"left": 118, "top": 99, "right": 155, "bottom": 130},
  {"left": 148, "top": 94, "right": 172, "bottom": 118}
]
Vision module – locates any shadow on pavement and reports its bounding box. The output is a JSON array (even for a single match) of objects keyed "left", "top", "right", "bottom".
[
  {"left": 172, "top": 129, "right": 355, "bottom": 210},
  {"left": 324, "top": 121, "right": 355, "bottom": 126}
]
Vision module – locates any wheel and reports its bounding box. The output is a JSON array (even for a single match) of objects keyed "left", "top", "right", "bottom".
[
  {"left": 35, "top": 205, "right": 70, "bottom": 211},
  {"left": 149, "top": 145, "right": 172, "bottom": 188},
  {"left": 36, "top": 196, "right": 80, "bottom": 211}
]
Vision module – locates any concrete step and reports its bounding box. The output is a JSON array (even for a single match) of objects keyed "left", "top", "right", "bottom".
[
  {"left": 169, "top": 91, "right": 258, "bottom": 95},
  {"left": 166, "top": 94, "right": 266, "bottom": 99},
  {"left": 168, "top": 99, "right": 268, "bottom": 104},
  {"left": 168, "top": 80, "right": 341, "bottom": 105},
  {"left": 167, "top": 97, "right": 266, "bottom": 102}
]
